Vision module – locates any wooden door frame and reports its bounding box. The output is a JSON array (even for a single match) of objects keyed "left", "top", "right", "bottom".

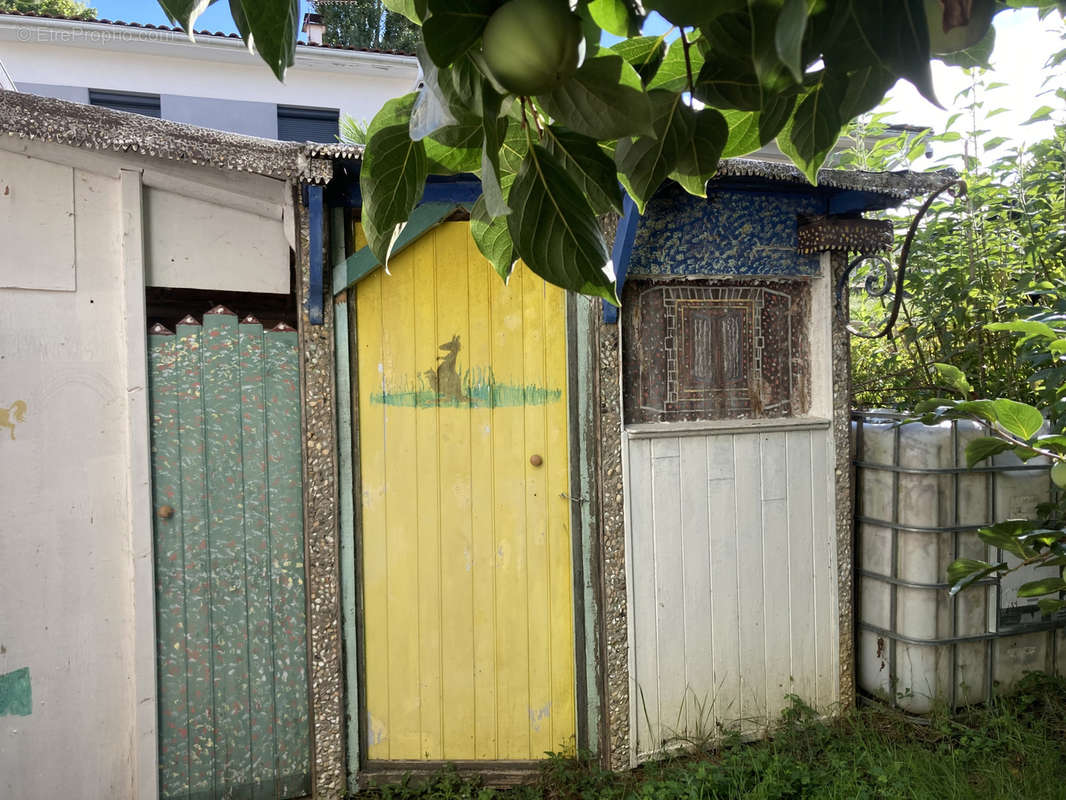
[{"left": 331, "top": 210, "right": 606, "bottom": 784}]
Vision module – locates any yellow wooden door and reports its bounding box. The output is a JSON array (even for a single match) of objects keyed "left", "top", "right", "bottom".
[{"left": 354, "top": 222, "right": 576, "bottom": 762}]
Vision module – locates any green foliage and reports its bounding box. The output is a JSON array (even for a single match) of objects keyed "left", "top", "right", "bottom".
[
  {"left": 850, "top": 38, "right": 1066, "bottom": 409},
  {"left": 339, "top": 115, "right": 369, "bottom": 145},
  {"left": 153, "top": 0, "right": 1050, "bottom": 301},
  {"left": 315, "top": 0, "right": 420, "bottom": 52},
  {"left": 358, "top": 93, "right": 428, "bottom": 266},
  {"left": 355, "top": 680, "right": 1066, "bottom": 798},
  {"left": 0, "top": 0, "right": 95, "bottom": 16}
]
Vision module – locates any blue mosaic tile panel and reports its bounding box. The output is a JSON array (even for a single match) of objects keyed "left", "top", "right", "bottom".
[{"left": 627, "top": 187, "right": 825, "bottom": 277}]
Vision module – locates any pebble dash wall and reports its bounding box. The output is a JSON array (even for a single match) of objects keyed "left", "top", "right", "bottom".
[{"left": 296, "top": 192, "right": 346, "bottom": 800}]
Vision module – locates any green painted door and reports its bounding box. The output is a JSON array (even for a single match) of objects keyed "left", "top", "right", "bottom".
[{"left": 148, "top": 308, "right": 311, "bottom": 800}]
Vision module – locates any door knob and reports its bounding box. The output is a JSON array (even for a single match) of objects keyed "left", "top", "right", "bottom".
[
  {"left": 529, "top": 454, "right": 543, "bottom": 467},
  {"left": 158, "top": 505, "right": 175, "bottom": 519}
]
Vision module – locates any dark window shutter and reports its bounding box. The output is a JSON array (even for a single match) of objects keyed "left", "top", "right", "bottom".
[
  {"left": 88, "top": 89, "right": 161, "bottom": 118},
  {"left": 277, "top": 105, "right": 339, "bottom": 142}
]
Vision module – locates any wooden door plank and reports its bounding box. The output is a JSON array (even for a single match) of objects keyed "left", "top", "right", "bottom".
[
  {"left": 202, "top": 310, "right": 253, "bottom": 794},
  {"left": 149, "top": 329, "right": 190, "bottom": 798},
  {"left": 626, "top": 436, "right": 659, "bottom": 759},
  {"left": 238, "top": 319, "right": 276, "bottom": 797},
  {"left": 732, "top": 433, "right": 766, "bottom": 734},
  {"left": 785, "top": 429, "right": 817, "bottom": 710},
  {"left": 466, "top": 237, "right": 499, "bottom": 760},
  {"left": 411, "top": 231, "right": 445, "bottom": 761},
  {"left": 706, "top": 435, "right": 741, "bottom": 730},
  {"left": 356, "top": 271, "right": 391, "bottom": 759},
  {"left": 760, "top": 432, "right": 791, "bottom": 722},
  {"left": 175, "top": 320, "right": 215, "bottom": 796},
  {"left": 264, "top": 326, "right": 312, "bottom": 795},
  {"left": 335, "top": 213, "right": 362, "bottom": 780},
  {"left": 379, "top": 248, "right": 422, "bottom": 759},
  {"left": 490, "top": 262, "right": 533, "bottom": 759},
  {"left": 521, "top": 264, "right": 554, "bottom": 760},
  {"left": 679, "top": 436, "right": 713, "bottom": 737},
  {"left": 435, "top": 224, "right": 477, "bottom": 759},
  {"left": 650, "top": 437, "right": 685, "bottom": 749},
  {"left": 543, "top": 279, "right": 575, "bottom": 755}
]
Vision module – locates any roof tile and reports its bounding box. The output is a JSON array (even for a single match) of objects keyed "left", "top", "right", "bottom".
[{"left": 0, "top": 9, "right": 417, "bottom": 56}]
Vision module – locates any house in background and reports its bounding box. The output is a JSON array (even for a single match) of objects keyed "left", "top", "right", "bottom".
[{"left": 0, "top": 10, "right": 418, "bottom": 141}]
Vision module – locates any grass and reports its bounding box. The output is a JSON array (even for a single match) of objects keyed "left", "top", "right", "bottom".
[
  {"left": 356, "top": 673, "right": 1066, "bottom": 800},
  {"left": 371, "top": 366, "right": 562, "bottom": 408}
]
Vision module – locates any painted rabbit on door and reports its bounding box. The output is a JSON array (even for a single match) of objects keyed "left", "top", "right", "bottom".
[{"left": 424, "top": 335, "right": 468, "bottom": 404}]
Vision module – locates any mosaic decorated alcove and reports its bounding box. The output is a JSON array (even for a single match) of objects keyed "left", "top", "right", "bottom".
[
  {"left": 622, "top": 279, "right": 810, "bottom": 424},
  {"left": 620, "top": 183, "right": 817, "bottom": 425}
]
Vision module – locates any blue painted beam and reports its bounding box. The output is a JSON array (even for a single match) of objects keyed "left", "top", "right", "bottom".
[
  {"left": 326, "top": 170, "right": 483, "bottom": 208},
  {"left": 307, "top": 184, "right": 324, "bottom": 325},
  {"left": 420, "top": 179, "right": 482, "bottom": 204},
  {"left": 828, "top": 189, "right": 901, "bottom": 214},
  {"left": 603, "top": 194, "right": 639, "bottom": 324}
]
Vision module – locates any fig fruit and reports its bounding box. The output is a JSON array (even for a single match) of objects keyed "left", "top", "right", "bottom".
[
  {"left": 924, "top": 0, "right": 997, "bottom": 55},
  {"left": 1051, "top": 460, "right": 1066, "bottom": 489},
  {"left": 482, "top": 0, "right": 583, "bottom": 96}
]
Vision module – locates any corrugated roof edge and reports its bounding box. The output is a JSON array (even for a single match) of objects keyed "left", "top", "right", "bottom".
[
  {"left": 715, "top": 158, "right": 957, "bottom": 199},
  {"left": 0, "top": 89, "right": 337, "bottom": 182},
  {"left": 0, "top": 10, "right": 417, "bottom": 56}
]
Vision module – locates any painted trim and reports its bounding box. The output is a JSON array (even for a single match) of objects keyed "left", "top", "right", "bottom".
[
  {"left": 331, "top": 202, "right": 461, "bottom": 294},
  {"left": 618, "top": 322, "right": 639, "bottom": 769},
  {"left": 332, "top": 208, "right": 362, "bottom": 790},
  {"left": 603, "top": 194, "right": 639, "bottom": 324},
  {"left": 623, "top": 417, "right": 832, "bottom": 439},
  {"left": 308, "top": 184, "right": 325, "bottom": 325},
  {"left": 120, "top": 167, "right": 159, "bottom": 800},
  {"left": 352, "top": 313, "right": 370, "bottom": 780},
  {"left": 566, "top": 294, "right": 590, "bottom": 754},
  {"left": 570, "top": 295, "right": 605, "bottom": 755}
]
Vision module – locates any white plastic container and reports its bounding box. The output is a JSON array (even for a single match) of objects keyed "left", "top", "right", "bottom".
[{"left": 854, "top": 413, "right": 1066, "bottom": 712}]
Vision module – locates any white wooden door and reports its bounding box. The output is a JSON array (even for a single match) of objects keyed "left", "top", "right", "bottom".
[{"left": 624, "top": 420, "right": 838, "bottom": 762}]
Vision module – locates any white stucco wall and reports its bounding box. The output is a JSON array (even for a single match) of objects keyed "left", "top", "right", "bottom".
[
  {"left": 0, "top": 16, "right": 419, "bottom": 135},
  {"left": 0, "top": 145, "right": 137, "bottom": 798},
  {"left": 0, "top": 136, "right": 293, "bottom": 799}
]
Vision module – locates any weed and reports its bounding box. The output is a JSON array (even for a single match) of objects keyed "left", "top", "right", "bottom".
[{"left": 352, "top": 676, "right": 1066, "bottom": 799}]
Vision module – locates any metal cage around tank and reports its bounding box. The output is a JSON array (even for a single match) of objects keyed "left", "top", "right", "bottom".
[{"left": 852, "top": 410, "right": 1066, "bottom": 713}]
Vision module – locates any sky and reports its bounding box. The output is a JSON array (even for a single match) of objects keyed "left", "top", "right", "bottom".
[
  {"left": 881, "top": 8, "right": 1063, "bottom": 164},
  {"left": 89, "top": 1, "right": 273, "bottom": 33},
  {"left": 91, "top": 1, "right": 1063, "bottom": 161}
]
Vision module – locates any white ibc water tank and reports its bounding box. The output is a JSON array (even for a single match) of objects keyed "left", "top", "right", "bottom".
[{"left": 854, "top": 413, "right": 1066, "bottom": 713}]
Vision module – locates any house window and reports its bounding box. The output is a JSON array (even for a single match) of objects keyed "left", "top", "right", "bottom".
[
  {"left": 88, "top": 89, "right": 161, "bottom": 118},
  {"left": 277, "top": 105, "right": 339, "bottom": 143}
]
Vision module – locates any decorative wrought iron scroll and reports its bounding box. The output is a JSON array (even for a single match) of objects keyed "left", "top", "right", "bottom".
[{"left": 835, "top": 178, "right": 967, "bottom": 339}]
